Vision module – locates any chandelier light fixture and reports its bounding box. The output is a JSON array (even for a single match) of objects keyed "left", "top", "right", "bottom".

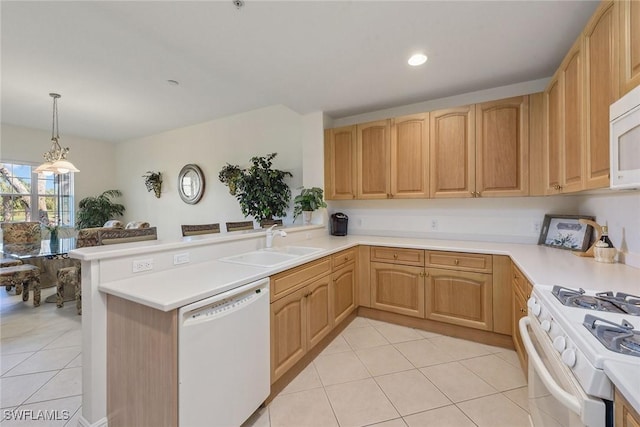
[{"left": 35, "top": 93, "right": 79, "bottom": 174}]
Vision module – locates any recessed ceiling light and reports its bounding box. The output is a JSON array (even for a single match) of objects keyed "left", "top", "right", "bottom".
[
  {"left": 408, "top": 54, "right": 428, "bottom": 66},
  {"left": 167, "top": 79, "right": 180, "bottom": 86}
]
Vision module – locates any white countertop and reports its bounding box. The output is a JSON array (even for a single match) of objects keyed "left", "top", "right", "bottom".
[
  {"left": 604, "top": 360, "right": 640, "bottom": 413},
  {"left": 97, "top": 234, "right": 640, "bottom": 312}
]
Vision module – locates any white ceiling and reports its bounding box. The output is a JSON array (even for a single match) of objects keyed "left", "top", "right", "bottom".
[{"left": 1, "top": 0, "right": 600, "bottom": 143}]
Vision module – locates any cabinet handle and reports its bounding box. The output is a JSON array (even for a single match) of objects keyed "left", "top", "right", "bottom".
[
  {"left": 425, "top": 271, "right": 429, "bottom": 277},
  {"left": 454, "top": 259, "right": 459, "bottom": 265},
  {"left": 393, "top": 253, "right": 398, "bottom": 259},
  {"left": 304, "top": 292, "right": 311, "bottom": 298},
  {"left": 344, "top": 256, "right": 349, "bottom": 261}
]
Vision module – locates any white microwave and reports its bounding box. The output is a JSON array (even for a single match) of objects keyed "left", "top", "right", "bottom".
[{"left": 610, "top": 84, "right": 640, "bottom": 189}]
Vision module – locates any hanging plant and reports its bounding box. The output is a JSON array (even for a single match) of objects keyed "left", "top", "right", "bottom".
[
  {"left": 218, "top": 153, "right": 292, "bottom": 223},
  {"left": 142, "top": 171, "right": 162, "bottom": 198},
  {"left": 218, "top": 164, "right": 243, "bottom": 195}
]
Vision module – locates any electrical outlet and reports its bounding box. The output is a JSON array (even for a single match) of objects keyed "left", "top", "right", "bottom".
[
  {"left": 174, "top": 253, "right": 190, "bottom": 265},
  {"left": 132, "top": 259, "right": 153, "bottom": 273},
  {"left": 533, "top": 222, "right": 542, "bottom": 234},
  {"left": 430, "top": 219, "right": 439, "bottom": 231}
]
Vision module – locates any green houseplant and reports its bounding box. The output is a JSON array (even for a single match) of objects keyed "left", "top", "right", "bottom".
[
  {"left": 76, "top": 189, "right": 125, "bottom": 229},
  {"left": 142, "top": 171, "right": 162, "bottom": 198},
  {"left": 218, "top": 153, "right": 292, "bottom": 224},
  {"left": 293, "top": 187, "right": 327, "bottom": 224}
]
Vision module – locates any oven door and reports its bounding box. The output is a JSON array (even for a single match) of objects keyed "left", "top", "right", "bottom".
[{"left": 520, "top": 317, "right": 608, "bottom": 427}]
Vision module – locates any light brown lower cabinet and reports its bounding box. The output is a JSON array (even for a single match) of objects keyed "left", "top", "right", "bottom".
[
  {"left": 370, "top": 262, "right": 425, "bottom": 318},
  {"left": 512, "top": 263, "right": 533, "bottom": 372},
  {"left": 616, "top": 388, "right": 640, "bottom": 427},
  {"left": 270, "top": 273, "right": 332, "bottom": 383},
  {"left": 425, "top": 268, "right": 493, "bottom": 331},
  {"left": 332, "top": 261, "right": 356, "bottom": 325}
]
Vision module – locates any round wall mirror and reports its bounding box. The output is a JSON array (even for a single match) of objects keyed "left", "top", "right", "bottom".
[{"left": 178, "top": 164, "right": 205, "bottom": 204}]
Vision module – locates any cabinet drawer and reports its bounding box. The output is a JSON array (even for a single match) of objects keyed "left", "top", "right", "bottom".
[
  {"left": 425, "top": 251, "right": 492, "bottom": 273},
  {"left": 332, "top": 248, "right": 357, "bottom": 270},
  {"left": 270, "top": 257, "right": 331, "bottom": 302},
  {"left": 370, "top": 246, "right": 424, "bottom": 266},
  {"left": 512, "top": 264, "right": 532, "bottom": 300}
]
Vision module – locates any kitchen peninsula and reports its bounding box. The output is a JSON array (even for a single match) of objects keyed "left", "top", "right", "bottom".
[{"left": 70, "top": 225, "right": 640, "bottom": 427}]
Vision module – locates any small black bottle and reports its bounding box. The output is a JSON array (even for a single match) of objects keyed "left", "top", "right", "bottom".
[{"left": 599, "top": 226, "right": 614, "bottom": 248}]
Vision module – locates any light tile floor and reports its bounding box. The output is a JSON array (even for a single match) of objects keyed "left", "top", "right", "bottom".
[
  {"left": 1, "top": 287, "right": 82, "bottom": 426},
  {"left": 244, "top": 317, "right": 530, "bottom": 427},
  {"left": 1, "top": 287, "right": 530, "bottom": 427}
]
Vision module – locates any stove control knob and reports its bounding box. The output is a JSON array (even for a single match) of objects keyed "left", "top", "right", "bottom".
[
  {"left": 562, "top": 349, "right": 576, "bottom": 367},
  {"left": 541, "top": 319, "right": 551, "bottom": 332},
  {"left": 553, "top": 336, "right": 566, "bottom": 353},
  {"left": 531, "top": 302, "right": 541, "bottom": 317}
]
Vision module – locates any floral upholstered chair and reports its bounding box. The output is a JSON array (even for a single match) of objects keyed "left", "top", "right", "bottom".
[
  {"left": 1, "top": 221, "right": 42, "bottom": 256},
  {"left": 57, "top": 223, "right": 158, "bottom": 314}
]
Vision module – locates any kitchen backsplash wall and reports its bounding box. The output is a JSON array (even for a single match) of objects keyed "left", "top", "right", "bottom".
[
  {"left": 576, "top": 191, "right": 640, "bottom": 268},
  {"left": 328, "top": 196, "right": 581, "bottom": 244}
]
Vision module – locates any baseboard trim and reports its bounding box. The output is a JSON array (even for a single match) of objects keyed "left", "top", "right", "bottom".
[{"left": 78, "top": 415, "right": 108, "bottom": 427}]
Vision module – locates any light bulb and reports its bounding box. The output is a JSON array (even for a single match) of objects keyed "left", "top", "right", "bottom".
[{"left": 408, "top": 53, "right": 428, "bottom": 66}]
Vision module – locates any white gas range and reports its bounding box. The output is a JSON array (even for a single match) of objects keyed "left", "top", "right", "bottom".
[{"left": 521, "top": 284, "right": 640, "bottom": 427}]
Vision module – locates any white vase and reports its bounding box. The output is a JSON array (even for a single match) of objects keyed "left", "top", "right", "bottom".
[{"left": 302, "top": 211, "right": 313, "bottom": 225}]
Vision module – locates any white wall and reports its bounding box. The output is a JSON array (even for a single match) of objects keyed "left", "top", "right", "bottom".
[
  {"left": 328, "top": 196, "right": 581, "bottom": 244},
  {"left": 576, "top": 191, "right": 640, "bottom": 267},
  {"left": 115, "top": 105, "right": 306, "bottom": 240},
  {"left": 0, "top": 123, "right": 117, "bottom": 214}
]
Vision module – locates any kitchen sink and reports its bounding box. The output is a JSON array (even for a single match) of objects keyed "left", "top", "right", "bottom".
[
  {"left": 268, "top": 246, "right": 323, "bottom": 256},
  {"left": 218, "top": 246, "right": 323, "bottom": 267}
]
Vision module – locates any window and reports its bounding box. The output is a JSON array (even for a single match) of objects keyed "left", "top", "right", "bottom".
[{"left": 0, "top": 162, "right": 74, "bottom": 226}]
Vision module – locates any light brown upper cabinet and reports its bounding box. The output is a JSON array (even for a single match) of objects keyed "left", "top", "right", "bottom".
[
  {"left": 475, "top": 96, "right": 529, "bottom": 197},
  {"left": 430, "top": 106, "right": 476, "bottom": 198},
  {"left": 324, "top": 126, "right": 357, "bottom": 200},
  {"left": 390, "top": 113, "right": 430, "bottom": 198},
  {"left": 544, "top": 76, "right": 563, "bottom": 194},
  {"left": 584, "top": 0, "right": 619, "bottom": 189},
  {"left": 430, "top": 98, "right": 529, "bottom": 198},
  {"left": 357, "top": 120, "right": 391, "bottom": 199},
  {"left": 619, "top": 0, "right": 640, "bottom": 96},
  {"left": 544, "top": 37, "right": 586, "bottom": 194}
]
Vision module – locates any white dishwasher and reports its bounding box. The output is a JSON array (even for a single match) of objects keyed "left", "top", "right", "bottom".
[{"left": 178, "top": 278, "right": 270, "bottom": 427}]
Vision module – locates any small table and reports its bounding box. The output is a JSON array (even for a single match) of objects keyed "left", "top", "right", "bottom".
[{"left": 1, "top": 238, "right": 79, "bottom": 302}]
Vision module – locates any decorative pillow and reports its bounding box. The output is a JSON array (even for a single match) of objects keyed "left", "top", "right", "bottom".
[
  {"left": 125, "top": 221, "right": 150, "bottom": 229},
  {"left": 103, "top": 220, "right": 124, "bottom": 229}
]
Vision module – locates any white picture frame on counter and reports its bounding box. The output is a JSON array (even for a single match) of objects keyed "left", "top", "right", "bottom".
[{"left": 538, "top": 214, "right": 595, "bottom": 252}]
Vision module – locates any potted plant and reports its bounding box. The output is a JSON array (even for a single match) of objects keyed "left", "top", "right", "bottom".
[
  {"left": 76, "top": 189, "right": 125, "bottom": 229},
  {"left": 293, "top": 187, "right": 327, "bottom": 225},
  {"left": 218, "top": 153, "right": 292, "bottom": 225},
  {"left": 142, "top": 171, "right": 162, "bottom": 198}
]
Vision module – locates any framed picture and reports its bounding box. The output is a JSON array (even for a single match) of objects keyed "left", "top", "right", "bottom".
[{"left": 538, "top": 214, "right": 595, "bottom": 252}]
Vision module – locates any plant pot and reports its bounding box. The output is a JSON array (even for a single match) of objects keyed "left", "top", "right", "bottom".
[{"left": 302, "top": 211, "right": 313, "bottom": 225}]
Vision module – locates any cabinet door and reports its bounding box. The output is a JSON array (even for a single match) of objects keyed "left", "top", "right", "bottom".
[
  {"left": 512, "top": 287, "right": 528, "bottom": 373},
  {"left": 430, "top": 106, "right": 476, "bottom": 198},
  {"left": 271, "top": 287, "right": 306, "bottom": 382},
  {"left": 357, "top": 120, "right": 391, "bottom": 199},
  {"left": 561, "top": 39, "right": 586, "bottom": 193},
  {"left": 544, "top": 75, "right": 563, "bottom": 195},
  {"left": 584, "top": 1, "right": 618, "bottom": 189},
  {"left": 306, "top": 275, "right": 333, "bottom": 350},
  {"left": 370, "top": 262, "right": 425, "bottom": 318},
  {"left": 324, "top": 126, "right": 357, "bottom": 200},
  {"left": 332, "top": 263, "right": 356, "bottom": 325},
  {"left": 475, "top": 96, "right": 529, "bottom": 197},
  {"left": 615, "top": 388, "right": 640, "bottom": 427},
  {"left": 619, "top": 0, "right": 640, "bottom": 95},
  {"left": 425, "top": 268, "right": 493, "bottom": 331},
  {"left": 391, "top": 113, "right": 429, "bottom": 198}
]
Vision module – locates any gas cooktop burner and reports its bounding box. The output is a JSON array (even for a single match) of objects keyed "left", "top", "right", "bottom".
[
  {"left": 553, "top": 286, "right": 640, "bottom": 316},
  {"left": 583, "top": 314, "right": 640, "bottom": 357}
]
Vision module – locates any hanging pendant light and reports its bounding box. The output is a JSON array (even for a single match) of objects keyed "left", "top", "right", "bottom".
[{"left": 35, "top": 93, "right": 79, "bottom": 174}]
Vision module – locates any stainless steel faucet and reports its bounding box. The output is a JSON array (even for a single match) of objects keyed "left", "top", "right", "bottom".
[{"left": 265, "top": 224, "right": 287, "bottom": 248}]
